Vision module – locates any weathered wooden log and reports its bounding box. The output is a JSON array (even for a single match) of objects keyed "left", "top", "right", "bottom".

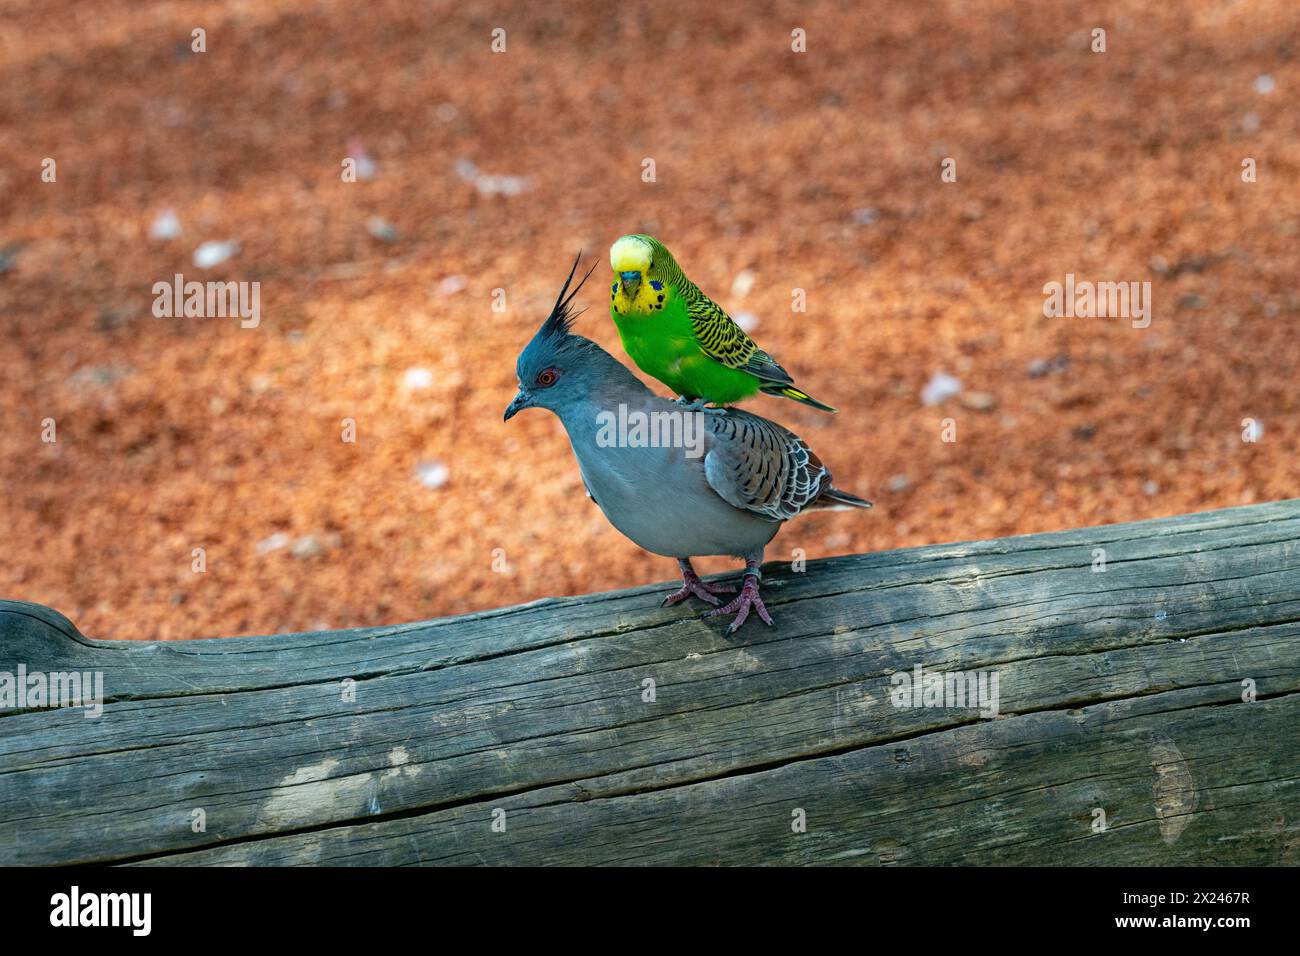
[{"left": 2, "top": 499, "right": 1299, "bottom": 866}]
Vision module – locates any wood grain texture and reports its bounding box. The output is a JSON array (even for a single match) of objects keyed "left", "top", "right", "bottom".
[{"left": 2, "top": 499, "right": 1298, "bottom": 866}]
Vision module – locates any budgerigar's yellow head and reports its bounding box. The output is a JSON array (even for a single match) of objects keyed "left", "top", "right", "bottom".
[{"left": 610, "top": 234, "right": 663, "bottom": 300}]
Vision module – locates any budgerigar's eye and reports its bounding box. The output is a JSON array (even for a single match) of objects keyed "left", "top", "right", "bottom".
[{"left": 536, "top": 367, "right": 560, "bottom": 388}]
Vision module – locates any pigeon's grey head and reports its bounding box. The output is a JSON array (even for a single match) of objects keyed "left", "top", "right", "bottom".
[{"left": 504, "top": 254, "right": 623, "bottom": 422}]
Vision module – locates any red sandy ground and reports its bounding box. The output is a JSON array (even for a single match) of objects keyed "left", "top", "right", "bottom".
[{"left": 1, "top": 1, "right": 1298, "bottom": 640}]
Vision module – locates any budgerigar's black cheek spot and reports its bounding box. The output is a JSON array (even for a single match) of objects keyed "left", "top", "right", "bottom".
[{"left": 657, "top": 294, "right": 664, "bottom": 302}]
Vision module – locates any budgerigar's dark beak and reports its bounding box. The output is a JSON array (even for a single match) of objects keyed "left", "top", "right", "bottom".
[
  {"left": 619, "top": 270, "right": 641, "bottom": 296},
  {"left": 503, "top": 388, "right": 529, "bottom": 422}
]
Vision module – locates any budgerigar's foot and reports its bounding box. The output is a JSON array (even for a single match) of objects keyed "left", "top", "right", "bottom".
[
  {"left": 708, "top": 574, "right": 774, "bottom": 634},
  {"left": 662, "top": 559, "right": 735, "bottom": 608},
  {"left": 674, "top": 396, "right": 730, "bottom": 415}
]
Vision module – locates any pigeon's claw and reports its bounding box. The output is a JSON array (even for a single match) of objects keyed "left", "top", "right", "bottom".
[
  {"left": 663, "top": 576, "right": 734, "bottom": 608},
  {"left": 708, "top": 575, "right": 774, "bottom": 633},
  {"left": 663, "top": 559, "right": 735, "bottom": 608}
]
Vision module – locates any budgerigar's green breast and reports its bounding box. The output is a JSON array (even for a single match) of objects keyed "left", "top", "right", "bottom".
[{"left": 610, "top": 283, "right": 760, "bottom": 404}]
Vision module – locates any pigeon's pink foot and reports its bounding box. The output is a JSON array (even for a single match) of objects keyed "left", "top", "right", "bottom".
[
  {"left": 662, "top": 559, "right": 735, "bottom": 608},
  {"left": 709, "top": 568, "right": 774, "bottom": 634}
]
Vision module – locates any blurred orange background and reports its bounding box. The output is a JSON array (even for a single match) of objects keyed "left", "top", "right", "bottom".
[{"left": 2, "top": 0, "right": 1297, "bottom": 640}]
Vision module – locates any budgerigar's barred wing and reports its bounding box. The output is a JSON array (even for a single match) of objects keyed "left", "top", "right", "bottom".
[
  {"left": 702, "top": 410, "right": 831, "bottom": 521},
  {"left": 676, "top": 279, "right": 794, "bottom": 386}
]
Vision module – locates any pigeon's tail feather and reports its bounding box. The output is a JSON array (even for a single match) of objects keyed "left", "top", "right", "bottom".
[{"left": 808, "top": 486, "right": 873, "bottom": 512}]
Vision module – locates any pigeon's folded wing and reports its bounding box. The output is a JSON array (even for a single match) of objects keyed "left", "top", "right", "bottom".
[{"left": 703, "top": 410, "right": 831, "bottom": 521}]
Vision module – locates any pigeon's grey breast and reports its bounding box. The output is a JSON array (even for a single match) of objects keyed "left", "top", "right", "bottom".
[
  {"left": 562, "top": 400, "right": 782, "bottom": 560},
  {"left": 572, "top": 437, "right": 781, "bottom": 559}
]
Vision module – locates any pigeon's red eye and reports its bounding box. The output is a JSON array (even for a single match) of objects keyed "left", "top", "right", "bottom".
[{"left": 536, "top": 368, "right": 560, "bottom": 388}]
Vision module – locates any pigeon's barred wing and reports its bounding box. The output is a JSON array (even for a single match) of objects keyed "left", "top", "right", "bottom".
[
  {"left": 703, "top": 410, "right": 831, "bottom": 521},
  {"left": 677, "top": 279, "right": 794, "bottom": 386}
]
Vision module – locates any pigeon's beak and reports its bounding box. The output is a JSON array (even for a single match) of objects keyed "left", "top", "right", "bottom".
[
  {"left": 503, "top": 388, "right": 529, "bottom": 422},
  {"left": 619, "top": 271, "right": 641, "bottom": 296}
]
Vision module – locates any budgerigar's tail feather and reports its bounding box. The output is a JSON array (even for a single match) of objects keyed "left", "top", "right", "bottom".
[
  {"left": 759, "top": 384, "right": 837, "bottom": 413},
  {"left": 808, "top": 486, "right": 873, "bottom": 512}
]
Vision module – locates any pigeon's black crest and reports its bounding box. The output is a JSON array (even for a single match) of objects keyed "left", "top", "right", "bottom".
[{"left": 539, "top": 252, "right": 597, "bottom": 341}]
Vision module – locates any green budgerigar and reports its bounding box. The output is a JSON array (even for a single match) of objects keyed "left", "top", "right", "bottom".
[{"left": 607, "top": 234, "right": 835, "bottom": 412}]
